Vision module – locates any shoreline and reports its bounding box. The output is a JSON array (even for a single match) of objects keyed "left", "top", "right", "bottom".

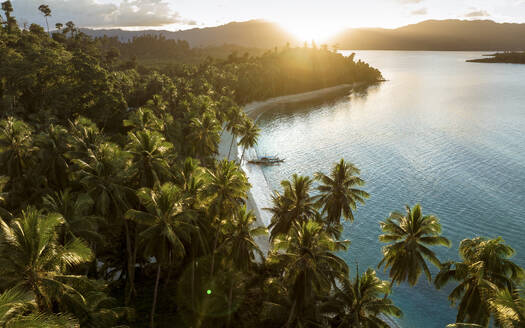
[
  {"left": 244, "top": 83, "right": 359, "bottom": 119},
  {"left": 217, "top": 82, "right": 369, "bottom": 255}
]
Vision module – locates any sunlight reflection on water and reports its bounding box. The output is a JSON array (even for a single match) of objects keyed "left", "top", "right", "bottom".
[{"left": 254, "top": 51, "right": 525, "bottom": 328}]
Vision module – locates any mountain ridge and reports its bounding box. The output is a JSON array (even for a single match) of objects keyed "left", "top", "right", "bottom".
[{"left": 81, "top": 19, "right": 525, "bottom": 51}]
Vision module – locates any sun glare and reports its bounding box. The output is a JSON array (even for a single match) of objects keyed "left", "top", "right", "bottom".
[{"left": 279, "top": 19, "right": 343, "bottom": 43}]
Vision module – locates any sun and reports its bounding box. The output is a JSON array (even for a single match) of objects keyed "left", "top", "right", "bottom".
[{"left": 279, "top": 19, "right": 343, "bottom": 43}]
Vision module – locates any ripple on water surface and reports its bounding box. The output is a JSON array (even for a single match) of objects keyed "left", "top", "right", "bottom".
[{"left": 253, "top": 51, "right": 525, "bottom": 328}]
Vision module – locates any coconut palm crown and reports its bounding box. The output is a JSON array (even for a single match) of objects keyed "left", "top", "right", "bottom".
[
  {"left": 314, "top": 158, "right": 369, "bottom": 225},
  {"left": 378, "top": 204, "right": 451, "bottom": 286}
]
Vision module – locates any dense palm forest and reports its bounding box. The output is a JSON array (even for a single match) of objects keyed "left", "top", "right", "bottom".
[
  {"left": 95, "top": 34, "right": 268, "bottom": 66},
  {"left": 1, "top": 2, "right": 524, "bottom": 327}
]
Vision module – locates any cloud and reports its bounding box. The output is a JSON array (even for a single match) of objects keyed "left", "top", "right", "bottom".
[
  {"left": 185, "top": 20, "right": 199, "bottom": 26},
  {"left": 464, "top": 10, "right": 491, "bottom": 18},
  {"left": 398, "top": 0, "right": 424, "bottom": 4},
  {"left": 111, "top": 0, "right": 180, "bottom": 26},
  {"left": 12, "top": 0, "right": 194, "bottom": 28},
  {"left": 411, "top": 8, "right": 428, "bottom": 15}
]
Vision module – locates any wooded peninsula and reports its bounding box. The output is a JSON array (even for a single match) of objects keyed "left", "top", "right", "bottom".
[{"left": 468, "top": 52, "right": 525, "bottom": 64}]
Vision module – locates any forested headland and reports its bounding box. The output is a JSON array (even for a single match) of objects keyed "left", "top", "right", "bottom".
[
  {"left": 1, "top": 2, "right": 524, "bottom": 328},
  {"left": 468, "top": 52, "right": 525, "bottom": 64}
]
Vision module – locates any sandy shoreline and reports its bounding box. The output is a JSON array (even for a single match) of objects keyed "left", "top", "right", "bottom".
[
  {"left": 217, "top": 83, "right": 363, "bottom": 255},
  {"left": 244, "top": 83, "right": 356, "bottom": 119}
]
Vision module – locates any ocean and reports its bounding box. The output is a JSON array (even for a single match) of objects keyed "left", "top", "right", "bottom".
[{"left": 253, "top": 51, "right": 525, "bottom": 327}]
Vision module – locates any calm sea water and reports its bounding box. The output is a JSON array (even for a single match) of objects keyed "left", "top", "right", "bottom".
[{"left": 254, "top": 51, "right": 525, "bottom": 327}]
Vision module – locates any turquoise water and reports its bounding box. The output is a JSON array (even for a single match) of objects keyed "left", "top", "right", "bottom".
[{"left": 254, "top": 51, "right": 525, "bottom": 327}]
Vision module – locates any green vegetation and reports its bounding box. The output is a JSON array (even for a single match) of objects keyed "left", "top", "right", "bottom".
[
  {"left": 0, "top": 3, "right": 523, "bottom": 327},
  {"left": 378, "top": 204, "right": 451, "bottom": 286},
  {"left": 467, "top": 52, "right": 525, "bottom": 64},
  {"left": 95, "top": 35, "right": 382, "bottom": 104},
  {"left": 96, "top": 34, "right": 268, "bottom": 66}
]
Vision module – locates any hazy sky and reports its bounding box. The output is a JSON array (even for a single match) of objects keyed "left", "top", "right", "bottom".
[{"left": 9, "top": 0, "right": 525, "bottom": 40}]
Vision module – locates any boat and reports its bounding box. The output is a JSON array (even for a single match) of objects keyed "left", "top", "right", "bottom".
[{"left": 248, "top": 156, "right": 285, "bottom": 165}]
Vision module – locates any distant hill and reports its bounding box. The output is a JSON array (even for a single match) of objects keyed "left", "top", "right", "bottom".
[
  {"left": 81, "top": 20, "right": 299, "bottom": 48},
  {"left": 330, "top": 20, "right": 525, "bottom": 51},
  {"left": 81, "top": 19, "right": 525, "bottom": 51},
  {"left": 467, "top": 52, "right": 525, "bottom": 64}
]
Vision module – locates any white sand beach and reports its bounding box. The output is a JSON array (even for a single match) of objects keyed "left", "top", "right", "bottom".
[{"left": 217, "top": 83, "right": 359, "bottom": 255}]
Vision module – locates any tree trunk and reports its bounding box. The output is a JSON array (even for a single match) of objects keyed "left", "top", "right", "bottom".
[
  {"left": 227, "top": 134, "right": 236, "bottom": 160},
  {"left": 150, "top": 263, "right": 162, "bottom": 328},
  {"left": 124, "top": 220, "right": 135, "bottom": 305},
  {"left": 132, "top": 227, "right": 138, "bottom": 275},
  {"left": 34, "top": 288, "right": 50, "bottom": 312},
  {"left": 210, "top": 225, "right": 221, "bottom": 276},
  {"left": 45, "top": 17, "right": 50, "bottom": 36},
  {"left": 191, "top": 253, "right": 196, "bottom": 309},
  {"left": 227, "top": 277, "right": 234, "bottom": 327},
  {"left": 286, "top": 300, "right": 297, "bottom": 328},
  {"left": 164, "top": 251, "right": 173, "bottom": 288},
  {"left": 240, "top": 147, "right": 247, "bottom": 164}
]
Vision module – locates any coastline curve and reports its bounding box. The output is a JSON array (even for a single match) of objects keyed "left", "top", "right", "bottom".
[{"left": 218, "top": 83, "right": 367, "bottom": 255}]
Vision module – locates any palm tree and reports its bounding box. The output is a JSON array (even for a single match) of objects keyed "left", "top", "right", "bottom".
[
  {"left": 0, "top": 117, "right": 34, "bottom": 179},
  {"left": 0, "top": 207, "right": 93, "bottom": 312},
  {"left": 273, "top": 221, "right": 349, "bottom": 326},
  {"left": 38, "top": 5, "right": 51, "bottom": 35},
  {"left": 224, "top": 206, "right": 267, "bottom": 271},
  {"left": 42, "top": 189, "right": 102, "bottom": 246},
  {"left": 72, "top": 142, "right": 132, "bottom": 218},
  {"left": 125, "top": 183, "right": 192, "bottom": 328},
  {"left": 237, "top": 118, "right": 260, "bottom": 163},
  {"left": 487, "top": 286, "right": 524, "bottom": 328},
  {"left": 0, "top": 175, "right": 11, "bottom": 219},
  {"left": 34, "top": 124, "right": 70, "bottom": 190},
  {"left": 435, "top": 237, "right": 523, "bottom": 327},
  {"left": 189, "top": 113, "right": 220, "bottom": 161},
  {"left": 266, "top": 190, "right": 294, "bottom": 241},
  {"left": 204, "top": 160, "right": 250, "bottom": 274},
  {"left": 226, "top": 111, "right": 245, "bottom": 160},
  {"left": 72, "top": 142, "right": 136, "bottom": 303},
  {"left": 67, "top": 117, "right": 104, "bottom": 162},
  {"left": 322, "top": 268, "right": 402, "bottom": 327},
  {"left": 260, "top": 278, "right": 324, "bottom": 327},
  {"left": 314, "top": 159, "right": 369, "bottom": 226},
  {"left": 205, "top": 159, "right": 250, "bottom": 219},
  {"left": 126, "top": 130, "right": 173, "bottom": 188},
  {"left": 222, "top": 206, "right": 267, "bottom": 326},
  {"left": 0, "top": 288, "right": 77, "bottom": 327},
  {"left": 0, "top": 176, "right": 6, "bottom": 203},
  {"left": 173, "top": 157, "right": 206, "bottom": 209},
  {"left": 64, "top": 21, "right": 76, "bottom": 37},
  {"left": 59, "top": 276, "right": 132, "bottom": 328},
  {"left": 1, "top": 2, "right": 13, "bottom": 22},
  {"left": 378, "top": 204, "right": 451, "bottom": 286},
  {"left": 1, "top": 1, "right": 16, "bottom": 34},
  {"left": 123, "top": 108, "right": 163, "bottom": 132},
  {"left": 171, "top": 158, "right": 211, "bottom": 314},
  {"left": 266, "top": 174, "right": 316, "bottom": 240},
  {"left": 218, "top": 101, "right": 239, "bottom": 137}
]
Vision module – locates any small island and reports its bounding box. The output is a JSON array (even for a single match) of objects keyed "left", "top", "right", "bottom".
[{"left": 467, "top": 51, "right": 525, "bottom": 64}]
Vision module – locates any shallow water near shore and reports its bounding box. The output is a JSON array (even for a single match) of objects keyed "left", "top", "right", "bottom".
[{"left": 253, "top": 51, "right": 525, "bottom": 327}]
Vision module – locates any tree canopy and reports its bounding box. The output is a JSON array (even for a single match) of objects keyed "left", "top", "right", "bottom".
[{"left": 0, "top": 3, "right": 522, "bottom": 327}]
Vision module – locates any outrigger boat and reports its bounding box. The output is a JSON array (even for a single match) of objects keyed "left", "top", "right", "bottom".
[{"left": 248, "top": 156, "right": 285, "bottom": 165}]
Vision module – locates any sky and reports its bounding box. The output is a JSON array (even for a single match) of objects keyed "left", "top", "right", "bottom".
[{"left": 9, "top": 0, "right": 525, "bottom": 41}]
